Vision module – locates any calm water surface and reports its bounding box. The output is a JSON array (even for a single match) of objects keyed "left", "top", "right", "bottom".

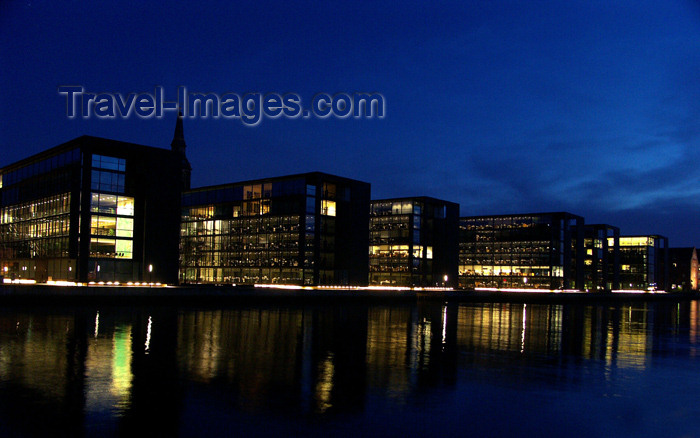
[{"left": 1, "top": 299, "right": 700, "bottom": 437}]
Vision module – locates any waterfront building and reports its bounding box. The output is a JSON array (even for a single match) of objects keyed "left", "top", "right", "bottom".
[
  {"left": 458, "top": 212, "right": 584, "bottom": 290},
  {"left": 668, "top": 247, "right": 698, "bottom": 291},
  {"left": 612, "top": 235, "right": 669, "bottom": 291},
  {"left": 368, "top": 197, "right": 459, "bottom": 287},
  {"left": 0, "top": 122, "right": 189, "bottom": 284},
  {"left": 579, "top": 224, "right": 620, "bottom": 291},
  {"left": 179, "top": 172, "right": 370, "bottom": 286}
]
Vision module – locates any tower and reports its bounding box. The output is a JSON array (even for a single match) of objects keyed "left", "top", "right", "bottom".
[{"left": 171, "top": 111, "right": 192, "bottom": 190}]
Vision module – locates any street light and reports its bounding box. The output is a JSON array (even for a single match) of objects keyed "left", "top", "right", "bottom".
[{"left": 148, "top": 264, "right": 153, "bottom": 285}]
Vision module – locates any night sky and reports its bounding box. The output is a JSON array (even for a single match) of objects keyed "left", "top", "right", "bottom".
[{"left": 2, "top": 1, "right": 699, "bottom": 246}]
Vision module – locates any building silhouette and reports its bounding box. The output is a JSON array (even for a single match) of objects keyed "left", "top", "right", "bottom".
[
  {"left": 368, "top": 197, "right": 458, "bottom": 287},
  {"left": 579, "top": 224, "right": 620, "bottom": 291},
  {"left": 458, "top": 212, "right": 584, "bottom": 290},
  {"left": 0, "top": 117, "right": 690, "bottom": 292},
  {"left": 179, "top": 173, "right": 370, "bottom": 286},
  {"left": 667, "top": 247, "right": 697, "bottom": 291},
  {"left": 0, "top": 123, "right": 189, "bottom": 284},
  {"left": 615, "top": 235, "right": 669, "bottom": 290}
]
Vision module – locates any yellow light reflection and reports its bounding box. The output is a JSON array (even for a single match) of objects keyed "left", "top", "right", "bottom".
[
  {"left": 94, "top": 311, "right": 99, "bottom": 338},
  {"left": 691, "top": 301, "right": 698, "bottom": 347},
  {"left": 314, "top": 352, "right": 335, "bottom": 413},
  {"left": 521, "top": 304, "right": 527, "bottom": 353},
  {"left": 111, "top": 326, "right": 133, "bottom": 403}
]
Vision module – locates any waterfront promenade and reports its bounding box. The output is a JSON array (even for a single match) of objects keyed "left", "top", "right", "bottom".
[{"left": 1, "top": 283, "right": 698, "bottom": 305}]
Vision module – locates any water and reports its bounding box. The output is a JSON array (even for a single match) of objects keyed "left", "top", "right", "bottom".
[{"left": 1, "top": 299, "right": 700, "bottom": 437}]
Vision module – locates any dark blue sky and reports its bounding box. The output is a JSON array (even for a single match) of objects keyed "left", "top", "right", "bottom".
[{"left": 2, "top": 1, "right": 699, "bottom": 246}]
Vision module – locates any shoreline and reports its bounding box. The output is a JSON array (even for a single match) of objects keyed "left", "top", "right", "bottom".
[{"left": 1, "top": 284, "right": 698, "bottom": 306}]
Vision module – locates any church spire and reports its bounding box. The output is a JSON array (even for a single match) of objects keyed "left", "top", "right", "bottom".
[
  {"left": 171, "top": 110, "right": 191, "bottom": 190},
  {"left": 171, "top": 110, "right": 186, "bottom": 154}
]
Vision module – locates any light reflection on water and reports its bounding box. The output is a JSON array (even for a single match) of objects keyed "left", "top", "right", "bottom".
[
  {"left": 85, "top": 323, "right": 132, "bottom": 417},
  {"left": 0, "top": 300, "right": 699, "bottom": 436}
]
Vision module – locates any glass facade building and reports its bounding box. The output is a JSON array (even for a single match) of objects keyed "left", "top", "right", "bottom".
[
  {"left": 179, "top": 172, "right": 370, "bottom": 286},
  {"left": 613, "top": 235, "right": 669, "bottom": 291},
  {"left": 369, "top": 197, "right": 458, "bottom": 287},
  {"left": 459, "top": 212, "right": 584, "bottom": 290},
  {"left": 0, "top": 134, "right": 187, "bottom": 284},
  {"left": 578, "top": 224, "right": 620, "bottom": 291}
]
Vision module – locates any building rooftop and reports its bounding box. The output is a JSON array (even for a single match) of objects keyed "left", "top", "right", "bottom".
[
  {"left": 460, "top": 211, "right": 583, "bottom": 220},
  {"left": 0, "top": 135, "right": 174, "bottom": 172},
  {"left": 185, "top": 171, "right": 370, "bottom": 193},
  {"left": 371, "top": 196, "right": 459, "bottom": 206}
]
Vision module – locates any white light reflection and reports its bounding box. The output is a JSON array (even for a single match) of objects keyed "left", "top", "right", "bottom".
[
  {"left": 474, "top": 287, "right": 581, "bottom": 293},
  {"left": 145, "top": 316, "right": 152, "bottom": 353},
  {"left": 520, "top": 304, "right": 527, "bottom": 354},
  {"left": 441, "top": 305, "right": 447, "bottom": 348},
  {"left": 94, "top": 311, "right": 100, "bottom": 338}
]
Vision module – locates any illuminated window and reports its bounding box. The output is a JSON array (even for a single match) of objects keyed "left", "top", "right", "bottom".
[
  {"left": 91, "top": 215, "right": 117, "bottom": 236},
  {"left": 115, "top": 240, "right": 133, "bottom": 259},
  {"left": 244, "top": 184, "right": 262, "bottom": 199},
  {"left": 91, "top": 193, "right": 116, "bottom": 214},
  {"left": 321, "top": 200, "right": 336, "bottom": 216},
  {"left": 619, "top": 237, "right": 654, "bottom": 247},
  {"left": 243, "top": 201, "right": 260, "bottom": 216},
  {"left": 116, "top": 217, "right": 134, "bottom": 238},
  {"left": 391, "top": 245, "right": 409, "bottom": 257},
  {"left": 413, "top": 245, "right": 423, "bottom": 258},
  {"left": 391, "top": 202, "right": 413, "bottom": 215},
  {"left": 117, "top": 197, "right": 134, "bottom": 216},
  {"left": 90, "top": 238, "right": 116, "bottom": 257},
  {"left": 191, "top": 206, "right": 214, "bottom": 219},
  {"left": 90, "top": 237, "right": 133, "bottom": 259},
  {"left": 89, "top": 192, "right": 134, "bottom": 260},
  {"left": 261, "top": 199, "right": 270, "bottom": 215},
  {"left": 91, "top": 193, "right": 134, "bottom": 216}
]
